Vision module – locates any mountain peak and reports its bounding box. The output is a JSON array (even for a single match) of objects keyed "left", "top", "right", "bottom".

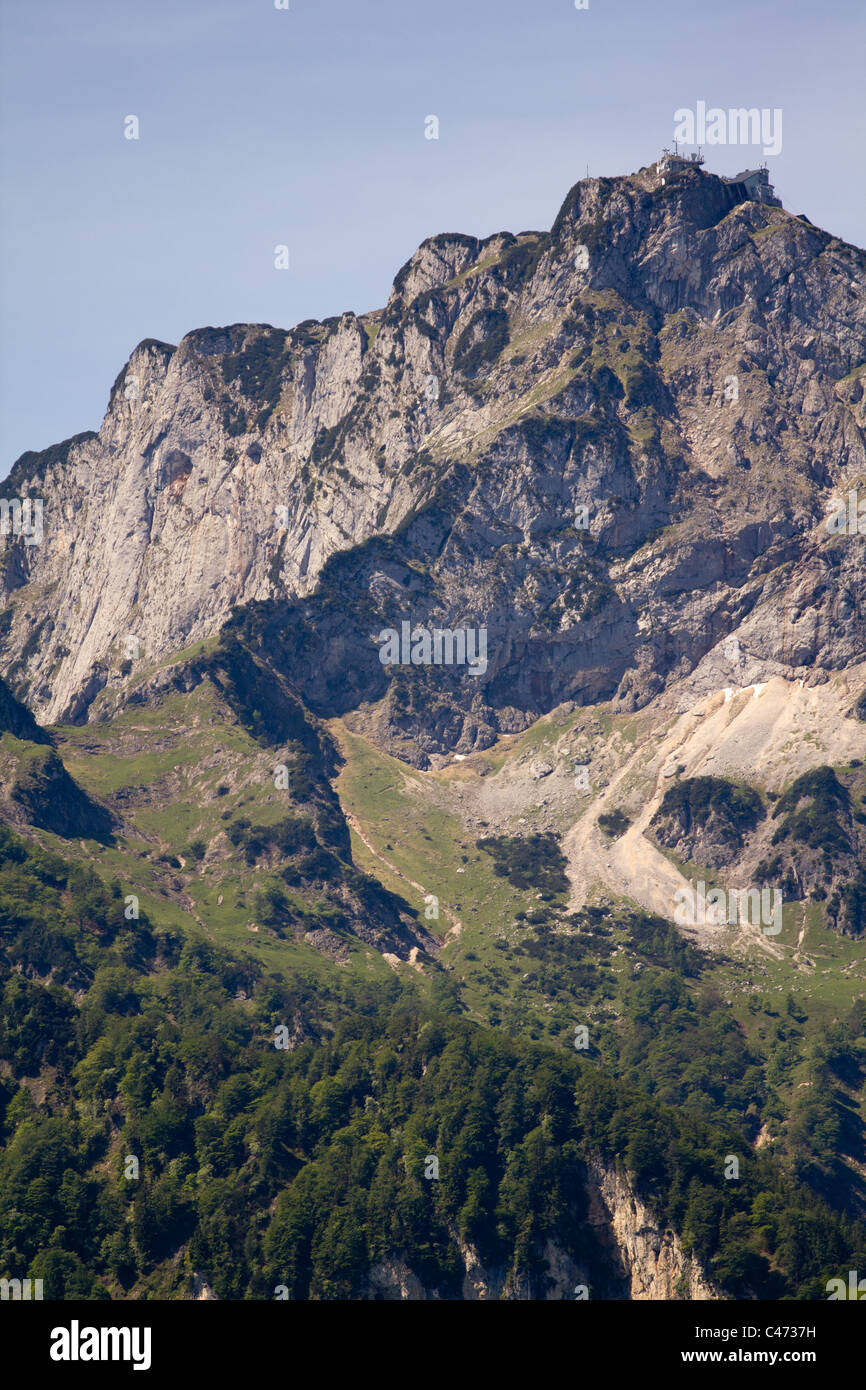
[{"left": 0, "top": 160, "right": 863, "bottom": 741}]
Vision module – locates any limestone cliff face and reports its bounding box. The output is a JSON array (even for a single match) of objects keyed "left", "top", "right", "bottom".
[
  {"left": 3, "top": 163, "right": 864, "bottom": 755},
  {"left": 585, "top": 1159, "right": 719, "bottom": 1301},
  {"left": 366, "top": 1159, "right": 718, "bottom": 1300}
]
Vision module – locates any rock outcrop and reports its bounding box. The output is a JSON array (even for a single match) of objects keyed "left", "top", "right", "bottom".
[
  {"left": 585, "top": 1159, "right": 720, "bottom": 1301},
  {"left": 2, "top": 162, "right": 864, "bottom": 764},
  {"left": 365, "top": 1158, "right": 718, "bottom": 1299}
]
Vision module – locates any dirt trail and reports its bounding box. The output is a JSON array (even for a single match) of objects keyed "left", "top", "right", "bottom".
[{"left": 345, "top": 810, "right": 463, "bottom": 945}]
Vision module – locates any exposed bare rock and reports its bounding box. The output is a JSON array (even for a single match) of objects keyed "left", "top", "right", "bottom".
[
  {"left": 191, "top": 1272, "right": 218, "bottom": 1301},
  {"left": 368, "top": 1257, "right": 428, "bottom": 1301},
  {"left": 585, "top": 1158, "right": 721, "bottom": 1300},
  {"left": 366, "top": 1159, "right": 717, "bottom": 1300},
  {"left": 2, "top": 163, "right": 864, "bottom": 763}
]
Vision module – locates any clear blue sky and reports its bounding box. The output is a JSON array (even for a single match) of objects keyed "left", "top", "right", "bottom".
[{"left": 1, "top": 0, "right": 864, "bottom": 474}]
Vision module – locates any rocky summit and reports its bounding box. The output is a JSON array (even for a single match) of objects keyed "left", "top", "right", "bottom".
[{"left": 3, "top": 159, "right": 864, "bottom": 757}]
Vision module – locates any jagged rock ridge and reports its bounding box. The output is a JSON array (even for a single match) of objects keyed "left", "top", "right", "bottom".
[{"left": 2, "top": 160, "right": 864, "bottom": 763}]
